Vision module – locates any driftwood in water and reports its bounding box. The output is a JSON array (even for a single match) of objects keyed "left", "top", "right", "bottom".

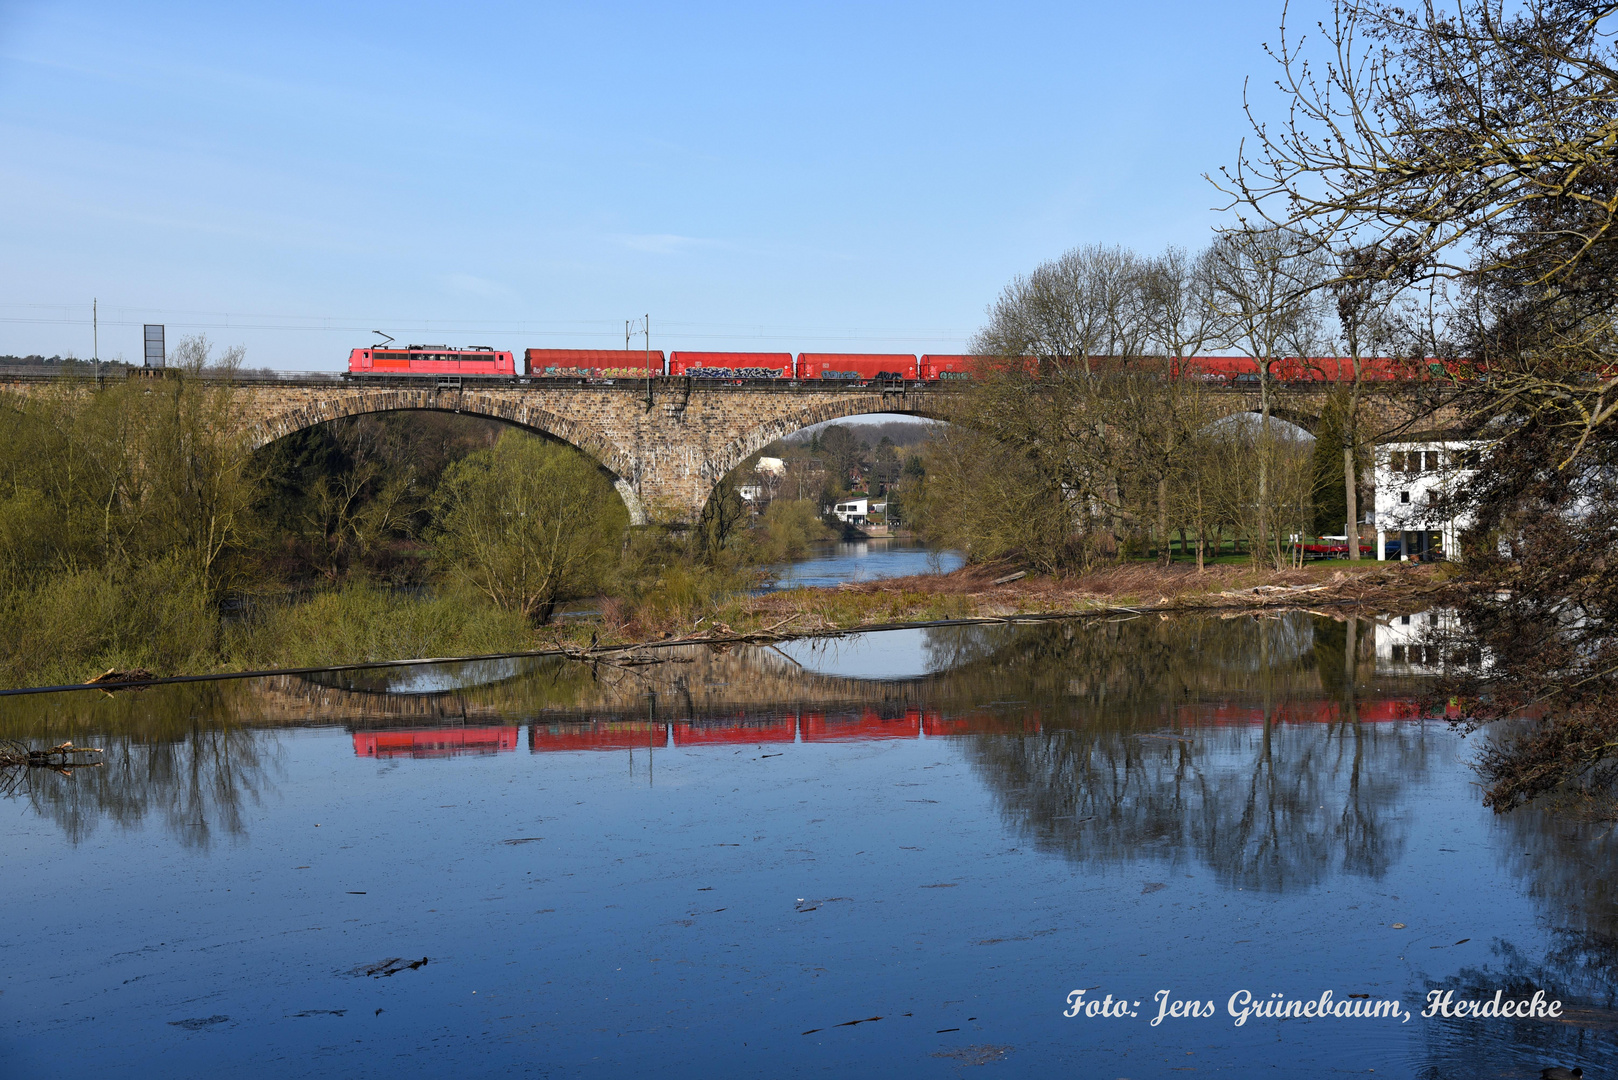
[
  {"left": 0, "top": 740, "right": 104, "bottom": 769},
  {"left": 86, "top": 668, "right": 155, "bottom": 689}
]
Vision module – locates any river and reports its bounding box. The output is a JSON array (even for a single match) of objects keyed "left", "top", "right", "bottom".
[
  {"left": 1, "top": 614, "right": 1612, "bottom": 1078},
  {"left": 763, "top": 537, "right": 965, "bottom": 590}
]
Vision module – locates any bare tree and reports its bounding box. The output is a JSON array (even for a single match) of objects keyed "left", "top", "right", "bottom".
[
  {"left": 974, "top": 244, "right": 1150, "bottom": 374},
  {"left": 1327, "top": 244, "right": 1405, "bottom": 557},
  {"left": 1140, "top": 245, "right": 1223, "bottom": 562},
  {"left": 1220, "top": 0, "right": 1618, "bottom": 452},
  {"left": 1207, "top": 227, "right": 1326, "bottom": 564}
]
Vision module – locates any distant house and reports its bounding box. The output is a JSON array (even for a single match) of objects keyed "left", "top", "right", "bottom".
[
  {"left": 1373, "top": 440, "right": 1482, "bottom": 561},
  {"left": 868, "top": 461, "right": 902, "bottom": 493},
  {"left": 737, "top": 456, "right": 788, "bottom": 504},
  {"left": 830, "top": 496, "right": 870, "bottom": 523}
]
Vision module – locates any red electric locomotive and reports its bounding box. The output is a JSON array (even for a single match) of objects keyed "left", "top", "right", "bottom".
[
  {"left": 797, "top": 353, "right": 918, "bottom": 381},
  {"left": 667, "top": 351, "right": 795, "bottom": 379},
  {"left": 347, "top": 345, "right": 516, "bottom": 376}
]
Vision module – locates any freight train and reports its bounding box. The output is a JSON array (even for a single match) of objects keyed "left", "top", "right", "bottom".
[{"left": 344, "top": 345, "right": 1455, "bottom": 385}]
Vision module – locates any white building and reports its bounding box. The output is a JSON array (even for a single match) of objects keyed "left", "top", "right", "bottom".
[
  {"left": 737, "top": 457, "right": 787, "bottom": 503},
  {"left": 1373, "top": 440, "right": 1483, "bottom": 561},
  {"left": 831, "top": 497, "right": 869, "bottom": 523}
]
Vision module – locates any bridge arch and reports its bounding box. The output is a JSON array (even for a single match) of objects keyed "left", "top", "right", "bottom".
[
  {"left": 1245, "top": 404, "right": 1320, "bottom": 435},
  {"left": 241, "top": 388, "right": 648, "bottom": 523},
  {"left": 700, "top": 397, "right": 953, "bottom": 493}
]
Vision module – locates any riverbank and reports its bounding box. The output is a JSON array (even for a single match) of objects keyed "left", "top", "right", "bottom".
[
  {"left": 0, "top": 557, "right": 1462, "bottom": 693},
  {"left": 710, "top": 558, "right": 1458, "bottom": 637},
  {"left": 7, "top": 559, "right": 1459, "bottom": 696}
]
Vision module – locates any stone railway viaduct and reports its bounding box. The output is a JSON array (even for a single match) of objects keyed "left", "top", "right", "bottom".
[{"left": 3, "top": 372, "right": 1464, "bottom": 526}]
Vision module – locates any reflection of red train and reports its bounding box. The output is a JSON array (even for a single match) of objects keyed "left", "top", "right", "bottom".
[
  {"left": 353, "top": 699, "right": 1441, "bottom": 762},
  {"left": 528, "top": 721, "right": 665, "bottom": 752},
  {"left": 352, "top": 727, "right": 519, "bottom": 759},
  {"left": 801, "top": 708, "right": 924, "bottom": 742},
  {"left": 673, "top": 716, "right": 796, "bottom": 745}
]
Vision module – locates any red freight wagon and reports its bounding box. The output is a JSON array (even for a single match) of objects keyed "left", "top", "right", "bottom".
[
  {"left": 524, "top": 349, "right": 667, "bottom": 379},
  {"left": 797, "top": 353, "right": 918, "bottom": 381},
  {"left": 352, "top": 726, "right": 519, "bottom": 759},
  {"left": 918, "top": 355, "right": 978, "bottom": 381},
  {"left": 667, "top": 352, "right": 795, "bottom": 379},
  {"left": 1175, "top": 356, "right": 1448, "bottom": 383},
  {"left": 348, "top": 345, "right": 516, "bottom": 376}
]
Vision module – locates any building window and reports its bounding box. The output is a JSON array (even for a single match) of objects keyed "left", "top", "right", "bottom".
[{"left": 1400, "top": 491, "right": 1411, "bottom": 504}]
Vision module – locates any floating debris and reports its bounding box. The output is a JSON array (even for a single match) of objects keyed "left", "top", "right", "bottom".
[
  {"left": 168, "top": 1015, "right": 230, "bottom": 1030},
  {"left": 87, "top": 668, "right": 155, "bottom": 689},
  {"left": 932, "top": 1044, "right": 1012, "bottom": 1066},
  {"left": 349, "top": 957, "right": 429, "bottom": 978},
  {"left": 0, "top": 740, "right": 104, "bottom": 769}
]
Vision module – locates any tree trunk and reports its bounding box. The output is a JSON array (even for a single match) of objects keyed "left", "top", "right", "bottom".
[
  {"left": 1157, "top": 476, "right": 1170, "bottom": 565},
  {"left": 1345, "top": 355, "right": 1364, "bottom": 560},
  {"left": 1344, "top": 446, "right": 1359, "bottom": 561},
  {"left": 1258, "top": 364, "right": 1273, "bottom": 566}
]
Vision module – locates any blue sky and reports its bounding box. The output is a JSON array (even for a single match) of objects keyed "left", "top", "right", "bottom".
[{"left": 1, "top": 1, "right": 1297, "bottom": 369}]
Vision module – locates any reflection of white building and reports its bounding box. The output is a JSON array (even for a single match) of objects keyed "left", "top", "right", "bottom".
[
  {"left": 1376, "top": 610, "right": 1449, "bottom": 672},
  {"left": 1374, "top": 607, "right": 1488, "bottom": 675},
  {"left": 1373, "top": 441, "right": 1483, "bottom": 561}
]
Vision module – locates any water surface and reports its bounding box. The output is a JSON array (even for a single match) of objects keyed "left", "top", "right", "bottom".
[
  {"left": 1, "top": 615, "right": 1612, "bottom": 1079},
  {"left": 764, "top": 538, "right": 965, "bottom": 590}
]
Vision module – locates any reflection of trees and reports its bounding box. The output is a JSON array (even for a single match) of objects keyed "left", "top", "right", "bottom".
[
  {"left": 0, "top": 681, "right": 277, "bottom": 847},
  {"left": 925, "top": 613, "right": 1349, "bottom": 715},
  {"left": 946, "top": 612, "right": 1433, "bottom": 891},
  {"left": 15, "top": 726, "right": 275, "bottom": 848},
  {"left": 1415, "top": 929, "right": 1618, "bottom": 1079},
  {"left": 1496, "top": 797, "right": 1618, "bottom": 941},
  {"left": 967, "top": 719, "right": 1433, "bottom": 891}
]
